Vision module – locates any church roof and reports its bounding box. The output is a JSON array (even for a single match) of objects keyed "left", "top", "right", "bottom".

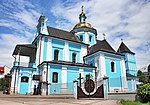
[
  {"left": 47, "top": 26, "right": 86, "bottom": 44},
  {"left": 117, "top": 42, "right": 134, "bottom": 54},
  {"left": 13, "top": 44, "right": 37, "bottom": 57},
  {"left": 86, "top": 39, "right": 122, "bottom": 56}
]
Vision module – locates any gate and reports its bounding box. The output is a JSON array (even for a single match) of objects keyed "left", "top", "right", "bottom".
[{"left": 77, "top": 79, "right": 104, "bottom": 99}]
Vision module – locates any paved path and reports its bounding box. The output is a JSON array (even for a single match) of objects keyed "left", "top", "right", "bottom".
[
  {"left": 0, "top": 98, "right": 120, "bottom": 105},
  {"left": 0, "top": 94, "right": 120, "bottom": 105}
]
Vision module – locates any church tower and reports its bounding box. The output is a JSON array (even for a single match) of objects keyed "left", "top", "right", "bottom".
[
  {"left": 36, "top": 15, "right": 49, "bottom": 35},
  {"left": 71, "top": 6, "right": 97, "bottom": 46},
  {"left": 117, "top": 40, "right": 137, "bottom": 76}
]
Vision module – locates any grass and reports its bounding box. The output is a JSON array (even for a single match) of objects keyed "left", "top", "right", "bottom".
[{"left": 120, "top": 100, "right": 150, "bottom": 105}]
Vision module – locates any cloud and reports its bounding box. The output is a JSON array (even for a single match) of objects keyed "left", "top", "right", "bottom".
[
  {"left": 0, "top": 0, "right": 149, "bottom": 70},
  {"left": 0, "top": 0, "right": 41, "bottom": 67},
  {"left": 51, "top": 0, "right": 150, "bottom": 69}
]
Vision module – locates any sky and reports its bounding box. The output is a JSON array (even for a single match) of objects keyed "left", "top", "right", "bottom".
[{"left": 0, "top": 0, "right": 150, "bottom": 70}]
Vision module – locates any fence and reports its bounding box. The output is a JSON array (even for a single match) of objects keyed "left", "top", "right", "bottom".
[{"left": 49, "top": 82, "right": 74, "bottom": 94}]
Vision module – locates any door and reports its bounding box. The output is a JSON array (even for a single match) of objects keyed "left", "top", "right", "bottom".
[{"left": 20, "top": 76, "right": 29, "bottom": 94}]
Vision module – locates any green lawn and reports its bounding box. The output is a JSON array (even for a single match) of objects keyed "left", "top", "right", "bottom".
[{"left": 121, "top": 100, "right": 150, "bottom": 105}]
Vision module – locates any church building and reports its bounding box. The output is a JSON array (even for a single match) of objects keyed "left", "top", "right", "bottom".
[{"left": 10, "top": 7, "right": 138, "bottom": 95}]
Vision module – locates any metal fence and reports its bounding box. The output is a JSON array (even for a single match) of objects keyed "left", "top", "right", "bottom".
[{"left": 49, "top": 82, "right": 74, "bottom": 94}]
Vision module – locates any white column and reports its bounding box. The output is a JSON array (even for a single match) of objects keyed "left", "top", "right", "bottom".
[
  {"left": 84, "top": 32, "right": 88, "bottom": 44},
  {"left": 15, "top": 70, "right": 19, "bottom": 93},
  {"left": 80, "top": 45, "right": 87, "bottom": 63},
  {"left": 41, "top": 65, "right": 47, "bottom": 95},
  {"left": 40, "top": 37, "right": 44, "bottom": 63},
  {"left": 17, "top": 71, "right": 21, "bottom": 93},
  {"left": 64, "top": 42, "right": 69, "bottom": 61},
  {"left": 121, "top": 59, "right": 128, "bottom": 91},
  {"left": 28, "top": 72, "right": 32, "bottom": 94},
  {"left": 100, "top": 55, "right": 106, "bottom": 77},
  {"left": 42, "top": 65, "right": 47, "bottom": 82},
  {"left": 46, "top": 38, "right": 52, "bottom": 61},
  {"left": 62, "top": 67, "right": 67, "bottom": 88},
  {"left": 36, "top": 40, "right": 40, "bottom": 66},
  {"left": 10, "top": 71, "right": 15, "bottom": 94}
]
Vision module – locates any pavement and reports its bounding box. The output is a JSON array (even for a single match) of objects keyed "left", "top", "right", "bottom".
[{"left": 0, "top": 94, "right": 120, "bottom": 105}]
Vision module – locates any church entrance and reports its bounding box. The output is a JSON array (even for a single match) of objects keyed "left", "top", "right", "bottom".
[{"left": 20, "top": 76, "right": 29, "bottom": 94}]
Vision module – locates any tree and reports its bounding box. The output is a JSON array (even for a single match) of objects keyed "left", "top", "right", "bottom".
[
  {"left": 148, "top": 64, "right": 150, "bottom": 83},
  {"left": 137, "top": 70, "right": 147, "bottom": 83},
  {"left": 137, "top": 83, "right": 150, "bottom": 103}
]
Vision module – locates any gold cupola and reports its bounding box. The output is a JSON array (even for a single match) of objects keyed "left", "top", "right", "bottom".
[{"left": 73, "top": 6, "right": 95, "bottom": 30}]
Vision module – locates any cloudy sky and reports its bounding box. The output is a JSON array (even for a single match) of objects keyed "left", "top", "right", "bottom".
[{"left": 0, "top": 0, "right": 149, "bottom": 70}]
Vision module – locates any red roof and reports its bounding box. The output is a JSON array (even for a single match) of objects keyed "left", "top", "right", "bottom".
[{"left": 0, "top": 67, "right": 4, "bottom": 73}]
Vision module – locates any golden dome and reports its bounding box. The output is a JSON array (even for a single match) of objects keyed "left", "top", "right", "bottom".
[{"left": 73, "top": 22, "right": 95, "bottom": 29}]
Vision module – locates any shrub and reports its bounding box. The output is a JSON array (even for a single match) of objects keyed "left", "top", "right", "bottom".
[{"left": 137, "top": 83, "right": 150, "bottom": 103}]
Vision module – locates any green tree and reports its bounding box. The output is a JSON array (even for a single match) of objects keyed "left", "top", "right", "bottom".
[
  {"left": 137, "top": 83, "right": 150, "bottom": 103},
  {"left": 0, "top": 78, "right": 9, "bottom": 91},
  {"left": 148, "top": 64, "right": 150, "bottom": 83},
  {"left": 137, "top": 70, "right": 147, "bottom": 83}
]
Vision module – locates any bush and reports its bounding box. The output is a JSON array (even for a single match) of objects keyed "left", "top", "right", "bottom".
[
  {"left": 121, "top": 100, "right": 141, "bottom": 105},
  {"left": 137, "top": 83, "right": 150, "bottom": 103},
  {"left": 120, "top": 100, "right": 150, "bottom": 105}
]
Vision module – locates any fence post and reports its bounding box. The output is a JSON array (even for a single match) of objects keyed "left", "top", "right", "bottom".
[
  {"left": 73, "top": 80, "right": 78, "bottom": 99},
  {"left": 103, "top": 76, "right": 109, "bottom": 99}
]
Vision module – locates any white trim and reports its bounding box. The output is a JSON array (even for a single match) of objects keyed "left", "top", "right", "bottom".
[
  {"left": 121, "top": 59, "right": 128, "bottom": 90},
  {"left": 100, "top": 55, "right": 106, "bottom": 77},
  {"left": 80, "top": 45, "right": 87, "bottom": 63},
  {"left": 46, "top": 38, "right": 52, "bottom": 61},
  {"left": 64, "top": 42, "right": 69, "bottom": 61},
  {"left": 40, "top": 37, "right": 44, "bottom": 63},
  {"left": 62, "top": 67, "right": 67, "bottom": 83}
]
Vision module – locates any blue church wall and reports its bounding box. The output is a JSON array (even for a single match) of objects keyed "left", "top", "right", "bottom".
[
  {"left": 52, "top": 39, "right": 65, "bottom": 49},
  {"left": 49, "top": 65, "right": 62, "bottom": 94},
  {"left": 69, "top": 43, "right": 81, "bottom": 63},
  {"left": 69, "top": 50, "right": 80, "bottom": 63},
  {"left": 127, "top": 79, "right": 132, "bottom": 91},
  {"left": 105, "top": 58, "right": 122, "bottom": 87},
  {"left": 52, "top": 47, "right": 63, "bottom": 60},
  {"left": 43, "top": 37, "right": 48, "bottom": 61},
  {"left": 122, "top": 52, "right": 137, "bottom": 76},
  {"left": 67, "top": 67, "right": 79, "bottom": 83}
]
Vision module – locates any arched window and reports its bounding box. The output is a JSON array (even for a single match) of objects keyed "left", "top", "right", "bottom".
[
  {"left": 79, "top": 35, "right": 83, "bottom": 41},
  {"left": 21, "top": 76, "right": 29, "bottom": 82},
  {"left": 72, "top": 53, "right": 76, "bottom": 63},
  {"left": 52, "top": 72, "right": 58, "bottom": 83},
  {"left": 111, "top": 61, "right": 115, "bottom": 72},
  {"left": 54, "top": 50, "right": 59, "bottom": 61},
  {"left": 89, "top": 36, "right": 92, "bottom": 42}
]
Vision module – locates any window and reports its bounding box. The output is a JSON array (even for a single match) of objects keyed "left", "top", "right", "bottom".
[
  {"left": 111, "top": 61, "right": 115, "bottom": 72},
  {"left": 52, "top": 72, "right": 58, "bottom": 83},
  {"left": 54, "top": 50, "right": 59, "bottom": 61},
  {"left": 89, "top": 36, "right": 92, "bottom": 42},
  {"left": 79, "top": 35, "right": 83, "bottom": 41},
  {"left": 72, "top": 53, "right": 76, "bottom": 63},
  {"left": 21, "top": 76, "right": 29, "bottom": 82}
]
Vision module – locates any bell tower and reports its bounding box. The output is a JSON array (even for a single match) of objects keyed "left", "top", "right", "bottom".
[{"left": 36, "top": 15, "right": 49, "bottom": 35}]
